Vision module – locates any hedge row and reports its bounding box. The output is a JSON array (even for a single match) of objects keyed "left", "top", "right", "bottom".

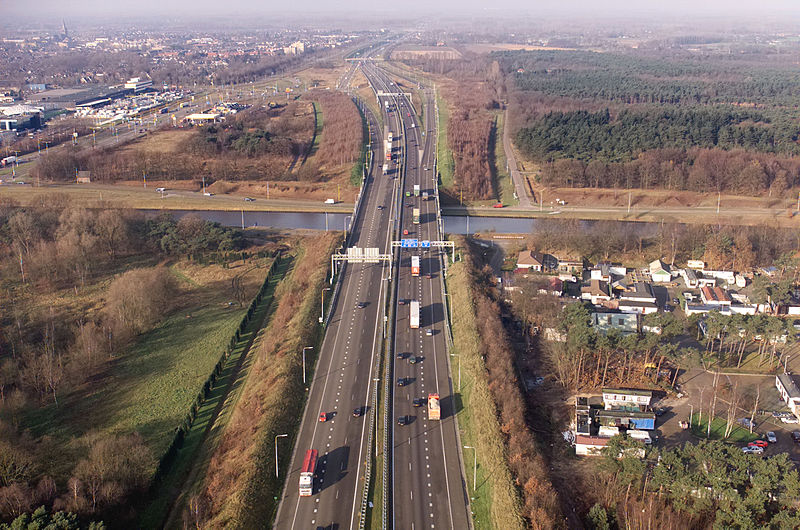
[{"left": 150, "top": 252, "right": 281, "bottom": 488}]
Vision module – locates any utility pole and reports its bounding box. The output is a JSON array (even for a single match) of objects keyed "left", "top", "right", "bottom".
[
  {"left": 628, "top": 191, "right": 631, "bottom": 214},
  {"left": 302, "top": 346, "right": 313, "bottom": 385},
  {"left": 717, "top": 192, "right": 721, "bottom": 214}
]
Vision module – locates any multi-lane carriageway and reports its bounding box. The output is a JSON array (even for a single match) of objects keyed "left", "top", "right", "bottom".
[{"left": 274, "top": 60, "right": 470, "bottom": 530}]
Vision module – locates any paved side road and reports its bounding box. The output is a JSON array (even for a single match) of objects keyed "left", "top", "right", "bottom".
[{"left": 501, "top": 107, "right": 532, "bottom": 208}]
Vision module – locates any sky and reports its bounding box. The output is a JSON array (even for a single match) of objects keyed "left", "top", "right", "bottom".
[{"left": 3, "top": 0, "right": 800, "bottom": 19}]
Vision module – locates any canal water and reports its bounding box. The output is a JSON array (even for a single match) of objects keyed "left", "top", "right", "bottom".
[{"left": 149, "top": 209, "right": 660, "bottom": 236}]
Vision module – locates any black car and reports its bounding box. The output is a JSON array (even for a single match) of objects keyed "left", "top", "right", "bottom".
[
  {"left": 654, "top": 407, "right": 668, "bottom": 416},
  {"left": 397, "top": 415, "right": 409, "bottom": 426},
  {"left": 412, "top": 398, "right": 425, "bottom": 407},
  {"left": 397, "top": 378, "right": 407, "bottom": 387},
  {"left": 357, "top": 302, "right": 367, "bottom": 309},
  {"left": 353, "top": 407, "right": 364, "bottom": 417},
  {"left": 398, "top": 299, "right": 406, "bottom": 306},
  {"left": 409, "top": 356, "right": 423, "bottom": 364},
  {"left": 792, "top": 431, "right": 800, "bottom": 443}
]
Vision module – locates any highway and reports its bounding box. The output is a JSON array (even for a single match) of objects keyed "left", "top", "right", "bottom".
[
  {"left": 360, "top": 63, "right": 471, "bottom": 529},
  {"left": 273, "top": 62, "right": 397, "bottom": 530}
]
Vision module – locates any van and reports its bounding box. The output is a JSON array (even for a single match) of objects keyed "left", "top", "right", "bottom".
[
  {"left": 155, "top": 187, "right": 166, "bottom": 192},
  {"left": 627, "top": 430, "right": 652, "bottom": 444},
  {"left": 324, "top": 198, "right": 335, "bottom": 204},
  {"left": 598, "top": 426, "right": 620, "bottom": 438}
]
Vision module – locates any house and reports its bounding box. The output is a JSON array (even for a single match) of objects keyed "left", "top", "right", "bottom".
[
  {"left": 581, "top": 280, "right": 612, "bottom": 305},
  {"left": 650, "top": 259, "right": 672, "bottom": 283},
  {"left": 595, "top": 409, "right": 657, "bottom": 430},
  {"left": 703, "top": 270, "right": 736, "bottom": 285},
  {"left": 576, "top": 397, "right": 592, "bottom": 435},
  {"left": 680, "top": 268, "right": 699, "bottom": 288},
  {"left": 602, "top": 388, "right": 652, "bottom": 410},
  {"left": 591, "top": 262, "right": 626, "bottom": 283},
  {"left": 575, "top": 435, "right": 610, "bottom": 456},
  {"left": 516, "top": 251, "right": 556, "bottom": 272},
  {"left": 619, "top": 282, "right": 657, "bottom": 305},
  {"left": 558, "top": 259, "right": 583, "bottom": 274},
  {"left": 592, "top": 312, "right": 638, "bottom": 334},
  {"left": 700, "top": 286, "right": 731, "bottom": 307},
  {"left": 776, "top": 373, "right": 800, "bottom": 420},
  {"left": 537, "top": 277, "right": 563, "bottom": 296},
  {"left": 617, "top": 300, "right": 659, "bottom": 315}
]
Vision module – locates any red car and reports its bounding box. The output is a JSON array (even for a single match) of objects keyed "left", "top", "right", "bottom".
[
  {"left": 493, "top": 203, "right": 504, "bottom": 208},
  {"left": 749, "top": 440, "right": 768, "bottom": 448},
  {"left": 403, "top": 229, "right": 409, "bottom": 235},
  {"left": 319, "top": 412, "right": 327, "bottom": 422}
]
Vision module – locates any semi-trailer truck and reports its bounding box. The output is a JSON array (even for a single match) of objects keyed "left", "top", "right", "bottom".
[
  {"left": 410, "top": 300, "right": 420, "bottom": 329},
  {"left": 299, "top": 449, "right": 317, "bottom": 496},
  {"left": 428, "top": 393, "right": 440, "bottom": 420},
  {"left": 411, "top": 255, "right": 420, "bottom": 276}
]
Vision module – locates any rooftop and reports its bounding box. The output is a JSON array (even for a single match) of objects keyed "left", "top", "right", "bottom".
[
  {"left": 603, "top": 388, "right": 653, "bottom": 397},
  {"left": 777, "top": 373, "right": 800, "bottom": 400}
]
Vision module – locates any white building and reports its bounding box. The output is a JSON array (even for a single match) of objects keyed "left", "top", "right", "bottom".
[
  {"left": 776, "top": 374, "right": 800, "bottom": 420},
  {"left": 649, "top": 259, "right": 672, "bottom": 283}
]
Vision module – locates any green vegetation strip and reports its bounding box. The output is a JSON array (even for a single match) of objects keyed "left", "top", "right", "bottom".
[
  {"left": 447, "top": 256, "right": 526, "bottom": 530},
  {"left": 140, "top": 256, "right": 292, "bottom": 528},
  {"left": 352, "top": 98, "right": 369, "bottom": 187},
  {"left": 491, "top": 112, "right": 517, "bottom": 206},
  {"left": 436, "top": 93, "right": 455, "bottom": 190}
]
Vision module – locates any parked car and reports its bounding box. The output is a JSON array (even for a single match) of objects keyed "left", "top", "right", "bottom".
[
  {"left": 737, "top": 418, "right": 755, "bottom": 429},
  {"left": 792, "top": 431, "right": 800, "bottom": 443},
  {"left": 781, "top": 415, "right": 799, "bottom": 424},
  {"left": 742, "top": 446, "right": 764, "bottom": 455},
  {"left": 766, "top": 431, "right": 778, "bottom": 443},
  {"left": 749, "top": 440, "right": 769, "bottom": 448}
]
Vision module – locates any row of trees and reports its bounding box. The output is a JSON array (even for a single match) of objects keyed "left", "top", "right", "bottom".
[
  {"left": 465, "top": 249, "right": 563, "bottom": 526},
  {"left": 526, "top": 219, "right": 800, "bottom": 271},
  {"left": 516, "top": 107, "right": 800, "bottom": 164},
  {"left": 305, "top": 90, "right": 363, "bottom": 171},
  {"left": 448, "top": 107, "right": 494, "bottom": 199}
]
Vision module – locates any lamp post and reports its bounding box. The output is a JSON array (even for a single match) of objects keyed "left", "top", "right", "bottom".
[
  {"left": 463, "top": 445, "right": 476, "bottom": 492},
  {"left": 320, "top": 287, "right": 331, "bottom": 323},
  {"left": 275, "top": 433, "right": 288, "bottom": 478},
  {"left": 302, "top": 346, "right": 313, "bottom": 385}
]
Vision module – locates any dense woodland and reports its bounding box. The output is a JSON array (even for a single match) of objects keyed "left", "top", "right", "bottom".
[
  {"left": 0, "top": 197, "right": 245, "bottom": 524},
  {"left": 498, "top": 49, "right": 800, "bottom": 194}
]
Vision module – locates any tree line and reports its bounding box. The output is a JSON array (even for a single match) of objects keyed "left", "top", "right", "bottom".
[
  {"left": 304, "top": 90, "right": 364, "bottom": 177},
  {"left": 526, "top": 219, "right": 800, "bottom": 270},
  {"left": 515, "top": 107, "right": 800, "bottom": 163},
  {"left": 536, "top": 147, "right": 800, "bottom": 195}
]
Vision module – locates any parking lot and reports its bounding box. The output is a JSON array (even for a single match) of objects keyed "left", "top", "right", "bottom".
[{"left": 653, "top": 369, "right": 800, "bottom": 461}]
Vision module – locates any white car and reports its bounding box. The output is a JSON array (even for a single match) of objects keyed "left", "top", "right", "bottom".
[
  {"left": 781, "top": 416, "right": 800, "bottom": 424},
  {"left": 766, "top": 431, "right": 778, "bottom": 444},
  {"left": 425, "top": 329, "right": 433, "bottom": 336},
  {"left": 742, "top": 446, "right": 764, "bottom": 455}
]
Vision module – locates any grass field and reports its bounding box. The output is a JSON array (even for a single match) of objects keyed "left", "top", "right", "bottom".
[
  {"left": 21, "top": 260, "right": 268, "bottom": 482},
  {"left": 491, "top": 112, "right": 517, "bottom": 206},
  {"left": 447, "top": 251, "right": 526, "bottom": 530},
  {"left": 690, "top": 414, "right": 759, "bottom": 443},
  {"left": 436, "top": 93, "right": 455, "bottom": 191},
  {"left": 145, "top": 256, "right": 291, "bottom": 529}
]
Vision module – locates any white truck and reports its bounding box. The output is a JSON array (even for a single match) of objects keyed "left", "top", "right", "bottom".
[
  {"left": 627, "top": 430, "right": 653, "bottom": 444},
  {"left": 410, "top": 300, "right": 420, "bottom": 329}
]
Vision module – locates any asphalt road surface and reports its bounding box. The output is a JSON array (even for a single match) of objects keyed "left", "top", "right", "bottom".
[
  {"left": 273, "top": 66, "right": 396, "bottom": 529},
  {"left": 361, "top": 62, "right": 471, "bottom": 530}
]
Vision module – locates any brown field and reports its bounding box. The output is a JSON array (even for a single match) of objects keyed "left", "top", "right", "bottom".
[
  {"left": 294, "top": 63, "right": 350, "bottom": 90},
  {"left": 463, "top": 43, "right": 577, "bottom": 53},
  {"left": 391, "top": 46, "right": 462, "bottom": 61},
  {"left": 118, "top": 128, "right": 195, "bottom": 154}
]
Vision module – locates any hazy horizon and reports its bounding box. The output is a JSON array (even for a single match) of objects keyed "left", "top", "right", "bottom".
[{"left": 3, "top": 0, "right": 800, "bottom": 21}]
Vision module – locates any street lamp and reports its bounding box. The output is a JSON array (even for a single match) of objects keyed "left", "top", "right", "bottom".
[
  {"left": 275, "top": 433, "right": 289, "bottom": 478},
  {"left": 450, "top": 353, "right": 461, "bottom": 392},
  {"left": 463, "top": 445, "right": 476, "bottom": 492},
  {"left": 302, "top": 346, "right": 313, "bottom": 385},
  {"left": 320, "top": 287, "right": 331, "bottom": 323}
]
